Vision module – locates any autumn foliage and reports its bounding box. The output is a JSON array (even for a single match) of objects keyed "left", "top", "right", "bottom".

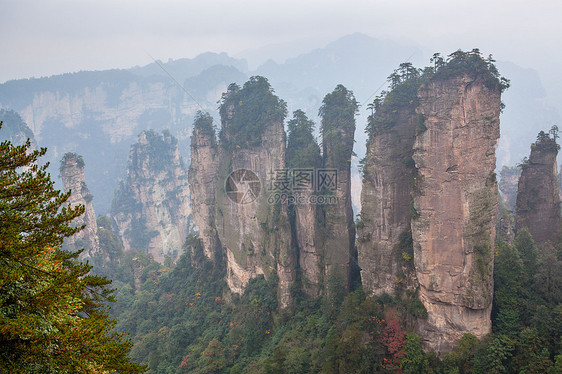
[{"left": 381, "top": 310, "right": 407, "bottom": 372}]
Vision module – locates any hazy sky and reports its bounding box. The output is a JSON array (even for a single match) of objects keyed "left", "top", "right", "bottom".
[{"left": 1, "top": 0, "right": 561, "bottom": 87}]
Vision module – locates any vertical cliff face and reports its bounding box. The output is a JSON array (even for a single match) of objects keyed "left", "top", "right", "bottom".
[
  {"left": 286, "top": 110, "right": 323, "bottom": 297},
  {"left": 60, "top": 153, "right": 100, "bottom": 258},
  {"left": 516, "top": 134, "right": 560, "bottom": 244},
  {"left": 319, "top": 85, "right": 359, "bottom": 291},
  {"left": 189, "top": 113, "right": 220, "bottom": 261},
  {"left": 412, "top": 74, "right": 501, "bottom": 353},
  {"left": 357, "top": 82, "right": 419, "bottom": 296},
  {"left": 214, "top": 78, "right": 295, "bottom": 307},
  {"left": 358, "top": 53, "right": 506, "bottom": 355},
  {"left": 111, "top": 130, "right": 194, "bottom": 263},
  {"left": 559, "top": 165, "right": 562, "bottom": 203}
]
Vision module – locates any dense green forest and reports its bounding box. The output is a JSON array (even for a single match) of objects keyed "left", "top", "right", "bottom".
[{"left": 92, "top": 225, "right": 561, "bottom": 373}]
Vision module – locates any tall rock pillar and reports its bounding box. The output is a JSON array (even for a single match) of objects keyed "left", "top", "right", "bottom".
[
  {"left": 319, "top": 85, "right": 359, "bottom": 292},
  {"left": 412, "top": 74, "right": 501, "bottom": 353},
  {"left": 214, "top": 78, "right": 295, "bottom": 308},
  {"left": 286, "top": 110, "right": 323, "bottom": 297},
  {"left": 516, "top": 133, "right": 560, "bottom": 245},
  {"left": 189, "top": 112, "right": 220, "bottom": 261},
  {"left": 60, "top": 153, "right": 100, "bottom": 258},
  {"left": 111, "top": 130, "right": 193, "bottom": 263},
  {"left": 357, "top": 83, "right": 419, "bottom": 296}
]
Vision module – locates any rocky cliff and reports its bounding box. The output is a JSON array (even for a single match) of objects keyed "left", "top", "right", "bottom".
[
  {"left": 559, "top": 165, "right": 562, "bottom": 202},
  {"left": 189, "top": 112, "right": 220, "bottom": 261},
  {"left": 0, "top": 56, "right": 247, "bottom": 214},
  {"left": 60, "top": 152, "right": 101, "bottom": 258},
  {"left": 187, "top": 55, "right": 506, "bottom": 353},
  {"left": 412, "top": 73, "right": 501, "bottom": 353},
  {"left": 357, "top": 78, "right": 420, "bottom": 296},
  {"left": 3, "top": 74, "right": 188, "bottom": 214},
  {"left": 190, "top": 82, "right": 360, "bottom": 302},
  {"left": 358, "top": 52, "right": 506, "bottom": 354},
  {"left": 318, "top": 85, "right": 359, "bottom": 292},
  {"left": 214, "top": 78, "right": 295, "bottom": 307},
  {"left": 516, "top": 133, "right": 561, "bottom": 244},
  {"left": 286, "top": 110, "right": 323, "bottom": 297},
  {"left": 111, "top": 130, "right": 194, "bottom": 263}
]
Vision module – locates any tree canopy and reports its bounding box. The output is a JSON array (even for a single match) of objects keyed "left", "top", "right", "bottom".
[
  {"left": 286, "top": 110, "right": 321, "bottom": 170},
  {"left": 366, "top": 49, "right": 510, "bottom": 137},
  {"left": 219, "top": 76, "right": 287, "bottom": 148},
  {"left": 319, "top": 85, "right": 358, "bottom": 169}
]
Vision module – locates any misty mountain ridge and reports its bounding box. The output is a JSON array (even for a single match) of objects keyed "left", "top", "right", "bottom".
[
  {"left": 128, "top": 51, "right": 248, "bottom": 83},
  {"left": 0, "top": 32, "right": 558, "bottom": 213}
]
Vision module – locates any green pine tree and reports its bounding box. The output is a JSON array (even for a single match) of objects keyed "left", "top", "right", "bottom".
[{"left": 0, "top": 122, "right": 146, "bottom": 373}]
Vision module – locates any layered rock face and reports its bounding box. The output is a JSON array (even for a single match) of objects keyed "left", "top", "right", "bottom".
[
  {"left": 516, "top": 137, "right": 560, "bottom": 244},
  {"left": 412, "top": 75, "right": 501, "bottom": 353},
  {"left": 60, "top": 153, "right": 100, "bottom": 258},
  {"left": 12, "top": 80, "right": 189, "bottom": 214},
  {"left": 319, "top": 85, "right": 359, "bottom": 291},
  {"left": 0, "top": 56, "right": 246, "bottom": 214},
  {"left": 111, "top": 130, "right": 194, "bottom": 263},
  {"left": 189, "top": 83, "right": 360, "bottom": 303},
  {"left": 357, "top": 100, "right": 418, "bottom": 296},
  {"left": 214, "top": 78, "right": 295, "bottom": 307},
  {"left": 189, "top": 113, "right": 220, "bottom": 261}
]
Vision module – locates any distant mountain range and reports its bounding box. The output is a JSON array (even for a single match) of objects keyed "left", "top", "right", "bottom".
[{"left": 0, "top": 33, "right": 558, "bottom": 213}]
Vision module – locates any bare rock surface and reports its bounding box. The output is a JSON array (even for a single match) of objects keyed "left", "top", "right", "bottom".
[
  {"left": 112, "top": 130, "right": 193, "bottom": 263},
  {"left": 189, "top": 114, "right": 220, "bottom": 260},
  {"left": 60, "top": 152, "right": 100, "bottom": 258},
  {"left": 412, "top": 75, "right": 500, "bottom": 353}
]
